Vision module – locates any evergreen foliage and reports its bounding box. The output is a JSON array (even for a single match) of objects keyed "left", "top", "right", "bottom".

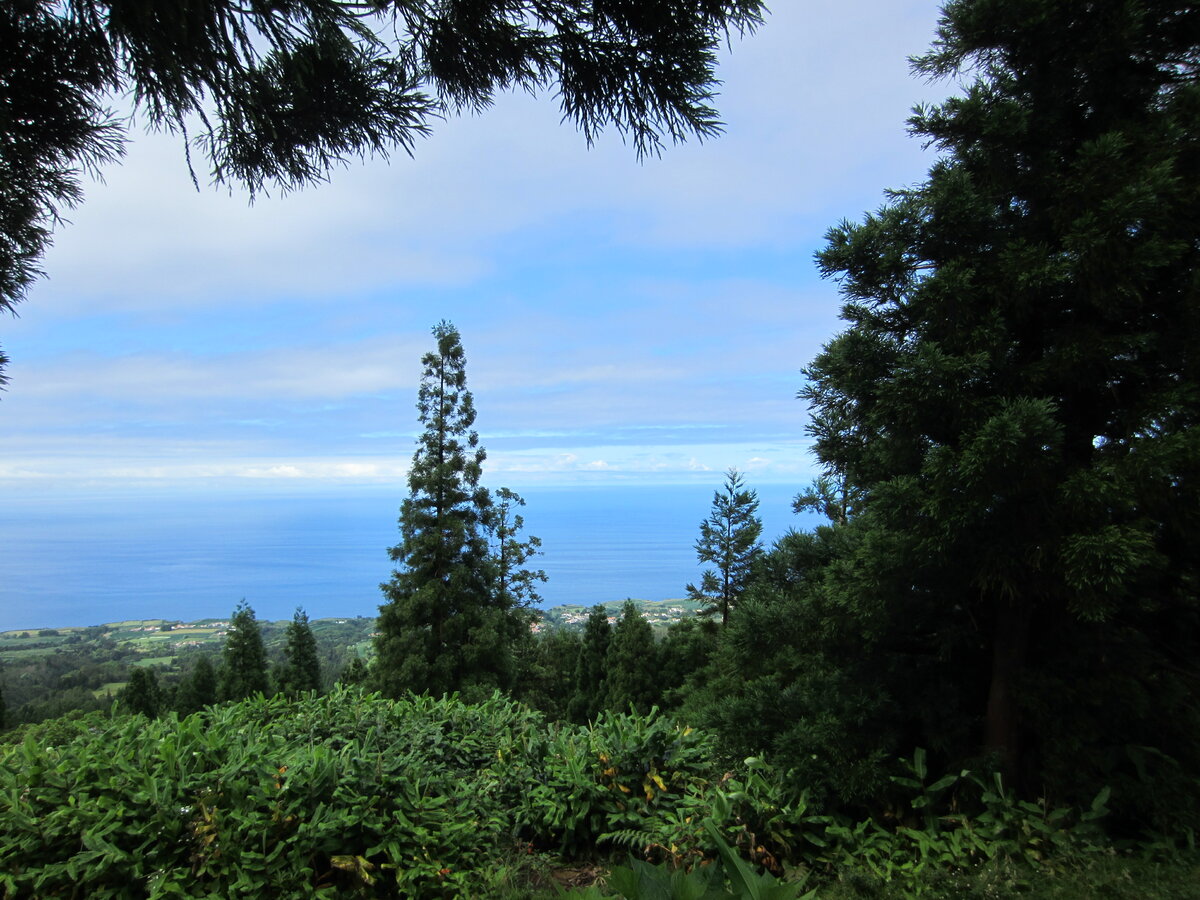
[
  {"left": 0, "top": 0, "right": 763, "bottom": 385},
  {"left": 699, "top": 526, "right": 903, "bottom": 807},
  {"left": 703, "top": 0, "right": 1200, "bottom": 825},
  {"left": 218, "top": 601, "right": 269, "bottom": 702},
  {"left": 515, "top": 627, "right": 581, "bottom": 721},
  {"left": 280, "top": 607, "right": 322, "bottom": 695},
  {"left": 120, "top": 666, "right": 162, "bottom": 718},
  {"left": 569, "top": 604, "right": 613, "bottom": 724},
  {"left": 375, "top": 321, "right": 524, "bottom": 699},
  {"left": 338, "top": 656, "right": 370, "bottom": 687},
  {"left": 603, "top": 601, "right": 660, "bottom": 716},
  {"left": 174, "top": 655, "right": 217, "bottom": 716},
  {"left": 687, "top": 469, "right": 764, "bottom": 627},
  {"left": 656, "top": 616, "right": 720, "bottom": 712}
]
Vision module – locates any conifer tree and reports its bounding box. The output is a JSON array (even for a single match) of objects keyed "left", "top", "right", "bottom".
[
  {"left": 733, "top": 0, "right": 1200, "bottom": 814},
  {"left": 568, "top": 604, "right": 613, "bottom": 724},
  {"left": 121, "top": 667, "right": 161, "bottom": 718},
  {"left": 686, "top": 469, "right": 763, "bottom": 627},
  {"left": 603, "top": 601, "right": 660, "bottom": 715},
  {"left": 175, "top": 655, "right": 218, "bottom": 715},
  {"left": 338, "top": 656, "right": 370, "bottom": 687},
  {"left": 516, "top": 627, "right": 581, "bottom": 720},
  {"left": 376, "top": 321, "right": 521, "bottom": 698},
  {"left": 657, "top": 616, "right": 719, "bottom": 711},
  {"left": 219, "top": 601, "right": 269, "bottom": 701},
  {"left": 281, "top": 607, "right": 322, "bottom": 695}
]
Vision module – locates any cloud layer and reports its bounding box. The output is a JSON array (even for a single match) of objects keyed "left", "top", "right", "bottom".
[{"left": 3, "top": 1, "right": 949, "bottom": 490}]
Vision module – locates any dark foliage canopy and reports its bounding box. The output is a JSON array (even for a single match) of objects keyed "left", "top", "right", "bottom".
[
  {"left": 120, "top": 666, "right": 161, "bottom": 717},
  {"left": 568, "top": 604, "right": 611, "bottom": 723},
  {"left": 603, "top": 600, "right": 658, "bottom": 715},
  {"left": 704, "top": 0, "right": 1199, "bottom": 828},
  {"left": 175, "top": 655, "right": 218, "bottom": 716},
  {"left": 281, "top": 607, "right": 322, "bottom": 694},
  {"left": 219, "top": 601, "right": 270, "bottom": 701}
]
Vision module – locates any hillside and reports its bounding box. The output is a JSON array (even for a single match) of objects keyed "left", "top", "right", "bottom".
[
  {"left": 0, "top": 601, "right": 707, "bottom": 727},
  {"left": 0, "top": 598, "right": 703, "bottom": 659}
]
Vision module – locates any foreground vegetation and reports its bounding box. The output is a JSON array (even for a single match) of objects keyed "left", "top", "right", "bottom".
[
  {"left": 3, "top": 689, "right": 1195, "bottom": 899},
  {"left": 2, "top": 0, "right": 1196, "bottom": 896}
]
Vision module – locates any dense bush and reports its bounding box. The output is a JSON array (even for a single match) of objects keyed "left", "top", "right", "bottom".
[
  {"left": 0, "top": 689, "right": 736, "bottom": 898},
  {"left": 3, "top": 689, "right": 1191, "bottom": 898},
  {"left": 2, "top": 690, "right": 508, "bottom": 896}
]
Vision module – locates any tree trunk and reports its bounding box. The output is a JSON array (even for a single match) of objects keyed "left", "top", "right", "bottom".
[{"left": 985, "top": 599, "right": 1031, "bottom": 767}]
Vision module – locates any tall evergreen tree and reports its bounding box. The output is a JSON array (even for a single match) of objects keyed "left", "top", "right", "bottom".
[
  {"left": 686, "top": 469, "right": 764, "bottom": 627},
  {"left": 376, "top": 321, "right": 520, "bottom": 698},
  {"left": 657, "top": 616, "right": 720, "bottom": 712},
  {"left": 121, "top": 666, "right": 161, "bottom": 718},
  {"left": 337, "top": 656, "right": 370, "bottom": 687},
  {"left": 175, "top": 655, "right": 218, "bottom": 715},
  {"left": 280, "top": 607, "right": 322, "bottom": 695},
  {"left": 603, "top": 601, "right": 660, "bottom": 715},
  {"left": 568, "top": 604, "right": 613, "bottom": 724},
  {"left": 743, "top": 0, "right": 1200, "bottom": 821},
  {"left": 699, "top": 525, "right": 901, "bottom": 807},
  {"left": 219, "top": 601, "right": 270, "bottom": 701},
  {"left": 515, "top": 627, "right": 582, "bottom": 721}
]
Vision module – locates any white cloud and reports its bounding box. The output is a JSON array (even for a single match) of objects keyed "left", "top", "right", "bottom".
[
  {"left": 7, "top": 0, "right": 950, "bottom": 491},
  {"left": 248, "top": 465, "right": 305, "bottom": 478}
]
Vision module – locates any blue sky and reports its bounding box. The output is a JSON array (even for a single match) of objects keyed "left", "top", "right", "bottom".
[{"left": 2, "top": 1, "right": 950, "bottom": 497}]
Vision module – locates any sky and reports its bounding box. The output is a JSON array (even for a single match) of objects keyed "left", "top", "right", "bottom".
[{"left": 2, "top": 1, "right": 952, "bottom": 499}]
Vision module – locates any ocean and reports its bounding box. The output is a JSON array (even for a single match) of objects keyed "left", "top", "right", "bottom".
[{"left": 0, "top": 483, "right": 817, "bottom": 632}]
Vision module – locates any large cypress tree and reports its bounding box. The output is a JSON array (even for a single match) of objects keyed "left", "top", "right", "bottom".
[
  {"left": 280, "top": 607, "right": 322, "bottom": 695},
  {"left": 175, "top": 654, "right": 218, "bottom": 716},
  {"left": 376, "top": 321, "right": 519, "bottom": 698},
  {"left": 219, "top": 601, "right": 270, "bottom": 701},
  {"left": 568, "top": 604, "right": 613, "bottom": 724},
  {"left": 603, "top": 600, "right": 660, "bottom": 715},
  {"left": 771, "top": 0, "right": 1200, "bottom": 820},
  {"left": 121, "top": 667, "right": 162, "bottom": 718}
]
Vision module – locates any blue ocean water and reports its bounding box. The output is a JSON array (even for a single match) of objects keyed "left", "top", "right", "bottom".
[{"left": 0, "top": 483, "right": 816, "bottom": 632}]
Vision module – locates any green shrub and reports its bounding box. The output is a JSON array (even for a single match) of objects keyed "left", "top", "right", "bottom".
[
  {"left": 0, "top": 691, "right": 768, "bottom": 898},
  {"left": 519, "top": 707, "right": 720, "bottom": 860},
  {"left": 3, "top": 697, "right": 1158, "bottom": 899},
  {"left": 0, "top": 688, "right": 547, "bottom": 898}
]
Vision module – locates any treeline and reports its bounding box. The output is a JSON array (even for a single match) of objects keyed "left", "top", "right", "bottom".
[
  {"left": 115, "top": 606, "right": 335, "bottom": 719},
  {"left": 0, "top": 613, "right": 372, "bottom": 729}
]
